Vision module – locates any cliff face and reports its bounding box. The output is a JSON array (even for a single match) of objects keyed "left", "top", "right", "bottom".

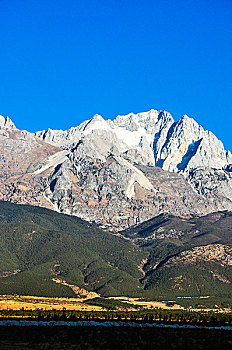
[
  {"left": 0, "top": 110, "right": 232, "bottom": 231},
  {"left": 0, "top": 127, "right": 62, "bottom": 211}
]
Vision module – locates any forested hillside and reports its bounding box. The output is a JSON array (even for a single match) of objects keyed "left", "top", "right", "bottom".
[
  {"left": 1, "top": 201, "right": 232, "bottom": 298},
  {"left": 0, "top": 201, "right": 144, "bottom": 297},
  {"left": 122, "top": 211, "right": 232, "bottom": 296}
]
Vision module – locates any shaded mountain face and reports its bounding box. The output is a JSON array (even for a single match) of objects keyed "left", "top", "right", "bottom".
[
  {"left": 122, "top": 211, "right": 232, "bottom": 245},
  {"left": 0, "top": 110, "right": 232, "bottom": 230}
]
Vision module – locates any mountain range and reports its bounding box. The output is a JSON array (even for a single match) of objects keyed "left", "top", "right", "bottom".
[{"left": 0, "top": 109, "right": 232, "bottom": 231}]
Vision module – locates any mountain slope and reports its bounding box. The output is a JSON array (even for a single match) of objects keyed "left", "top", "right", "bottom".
[
  {"left": 0, "top": 201, "right": 144, "bottom": 297},
  {"left": 122, "top": 211, "right": 232, "bottom": 296},
  {"left": 1, "top": 201, "right": 232, "bottom": 297}
]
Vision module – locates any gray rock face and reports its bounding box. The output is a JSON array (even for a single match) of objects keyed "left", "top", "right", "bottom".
[
  {"left": 35, "top": 127, "right": 81, "bottom": 149},
  {"left": 42, "top": 153, "right": 215, "bottom": 230},
  {"left": 0, "top": 108, "right": 232, "bottom": 231},
  {"left": 186, "top": 167, "right": 232, "bottom": 210},
  {"left": 155, "top": 116, "right": 230, "bottom": 172}
]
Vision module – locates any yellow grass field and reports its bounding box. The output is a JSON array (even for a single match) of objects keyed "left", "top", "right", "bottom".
[
  {"left": 0, "top": 294, "right": 230, "bottom": 313},
  {"left": 0, "top": 295, "right": 103, "bottom": 311},
  {"left": 109, "top": 296, "right": 185, "bottom": 310},
  {"left": 0, "top": 295, "right": 184, "bottom": 311}
]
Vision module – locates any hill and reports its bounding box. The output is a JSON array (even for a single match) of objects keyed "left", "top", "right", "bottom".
[
  {"left": 122, "top": 211, "right": 232, "bottom": 297},
  {"left": 0, "top": 201, "right": 144, "bottom": 297},
  {"left": 1, "top": 201, "right": 232, "bottom": 299}
]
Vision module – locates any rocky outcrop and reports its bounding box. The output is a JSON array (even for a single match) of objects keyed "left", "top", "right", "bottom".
[
  {"left": 185, "top": 167, "right": 232, "bottom": 210},
  {"left": 43, "top": 153, "right": 216, "bottom": 230},
  {"left": 155, "top": 116, "right": 231, "bottom": 172},
  {"left": 0, "top": 127, "right": 63, "bottom": 210},
  {"left": 164, "top": 244, "right": 232, "bottom": 268}
]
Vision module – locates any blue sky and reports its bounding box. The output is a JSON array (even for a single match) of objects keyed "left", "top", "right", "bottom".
[{"left": 0, "top": 0, "right": 231, "bottom": 149}]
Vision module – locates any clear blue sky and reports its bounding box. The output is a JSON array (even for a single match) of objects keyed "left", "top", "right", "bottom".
[{"left": 0, "top": 0, "right": 231, "bottom": 149}]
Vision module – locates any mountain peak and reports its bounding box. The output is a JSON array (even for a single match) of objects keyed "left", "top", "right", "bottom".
[
  {"left": 81, "top": 114, "right": 109, "bottom": 135},
  {"left": 181, "top": 114, "right": 191, "bottom": 121},
  {"left": 0, "top": 115, "right": 16, "bottom": 129},
  {"left": 91, "top": 114, "right": 104, "bottom": 121},
  {"left": 179, "top": 114, "right": 197, "bottom": 124}
]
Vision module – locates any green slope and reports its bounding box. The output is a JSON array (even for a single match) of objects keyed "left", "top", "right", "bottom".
[
  {"left": 1, "top": 201, "right": 232, "bottom": 298},
  {"left": 122, "top": 211, "right": 232, "bottom": 297},
  {"left": 0, "top": 201, "right": 144, "bottom": 297}
]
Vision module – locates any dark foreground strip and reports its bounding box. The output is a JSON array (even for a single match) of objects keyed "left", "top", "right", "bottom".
[
  {"left": 0, "top": 325, "right": 232, "bottom": 350},
  {"left": 1, "top": 319, "right": 232, "bottom": 330}
]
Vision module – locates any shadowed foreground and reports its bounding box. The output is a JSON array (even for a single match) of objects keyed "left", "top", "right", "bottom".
[{"left": 0, "top": 326, "right": 232, "bottom": 350}]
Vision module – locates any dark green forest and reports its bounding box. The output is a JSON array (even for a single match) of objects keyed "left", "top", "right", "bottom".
[{"left": 0, "top": 201, "right": 144, "bottom": 297}]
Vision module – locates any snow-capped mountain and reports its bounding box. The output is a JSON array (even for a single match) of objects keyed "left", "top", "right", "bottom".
[
  {"left": 0, "top": 110, "right": 232, "bottom": 231},
  {"left": 35, "top": 109, "right": 232, "bottom": 172}
]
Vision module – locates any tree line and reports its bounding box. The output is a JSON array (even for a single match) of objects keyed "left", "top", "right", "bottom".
[{"left": 0, "top": 309, "right": 232, "bottom": 326}]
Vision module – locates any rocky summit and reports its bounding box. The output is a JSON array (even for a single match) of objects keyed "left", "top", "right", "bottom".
[{"left": 0, "top": 109, "right": 232, "bottom": 231}]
